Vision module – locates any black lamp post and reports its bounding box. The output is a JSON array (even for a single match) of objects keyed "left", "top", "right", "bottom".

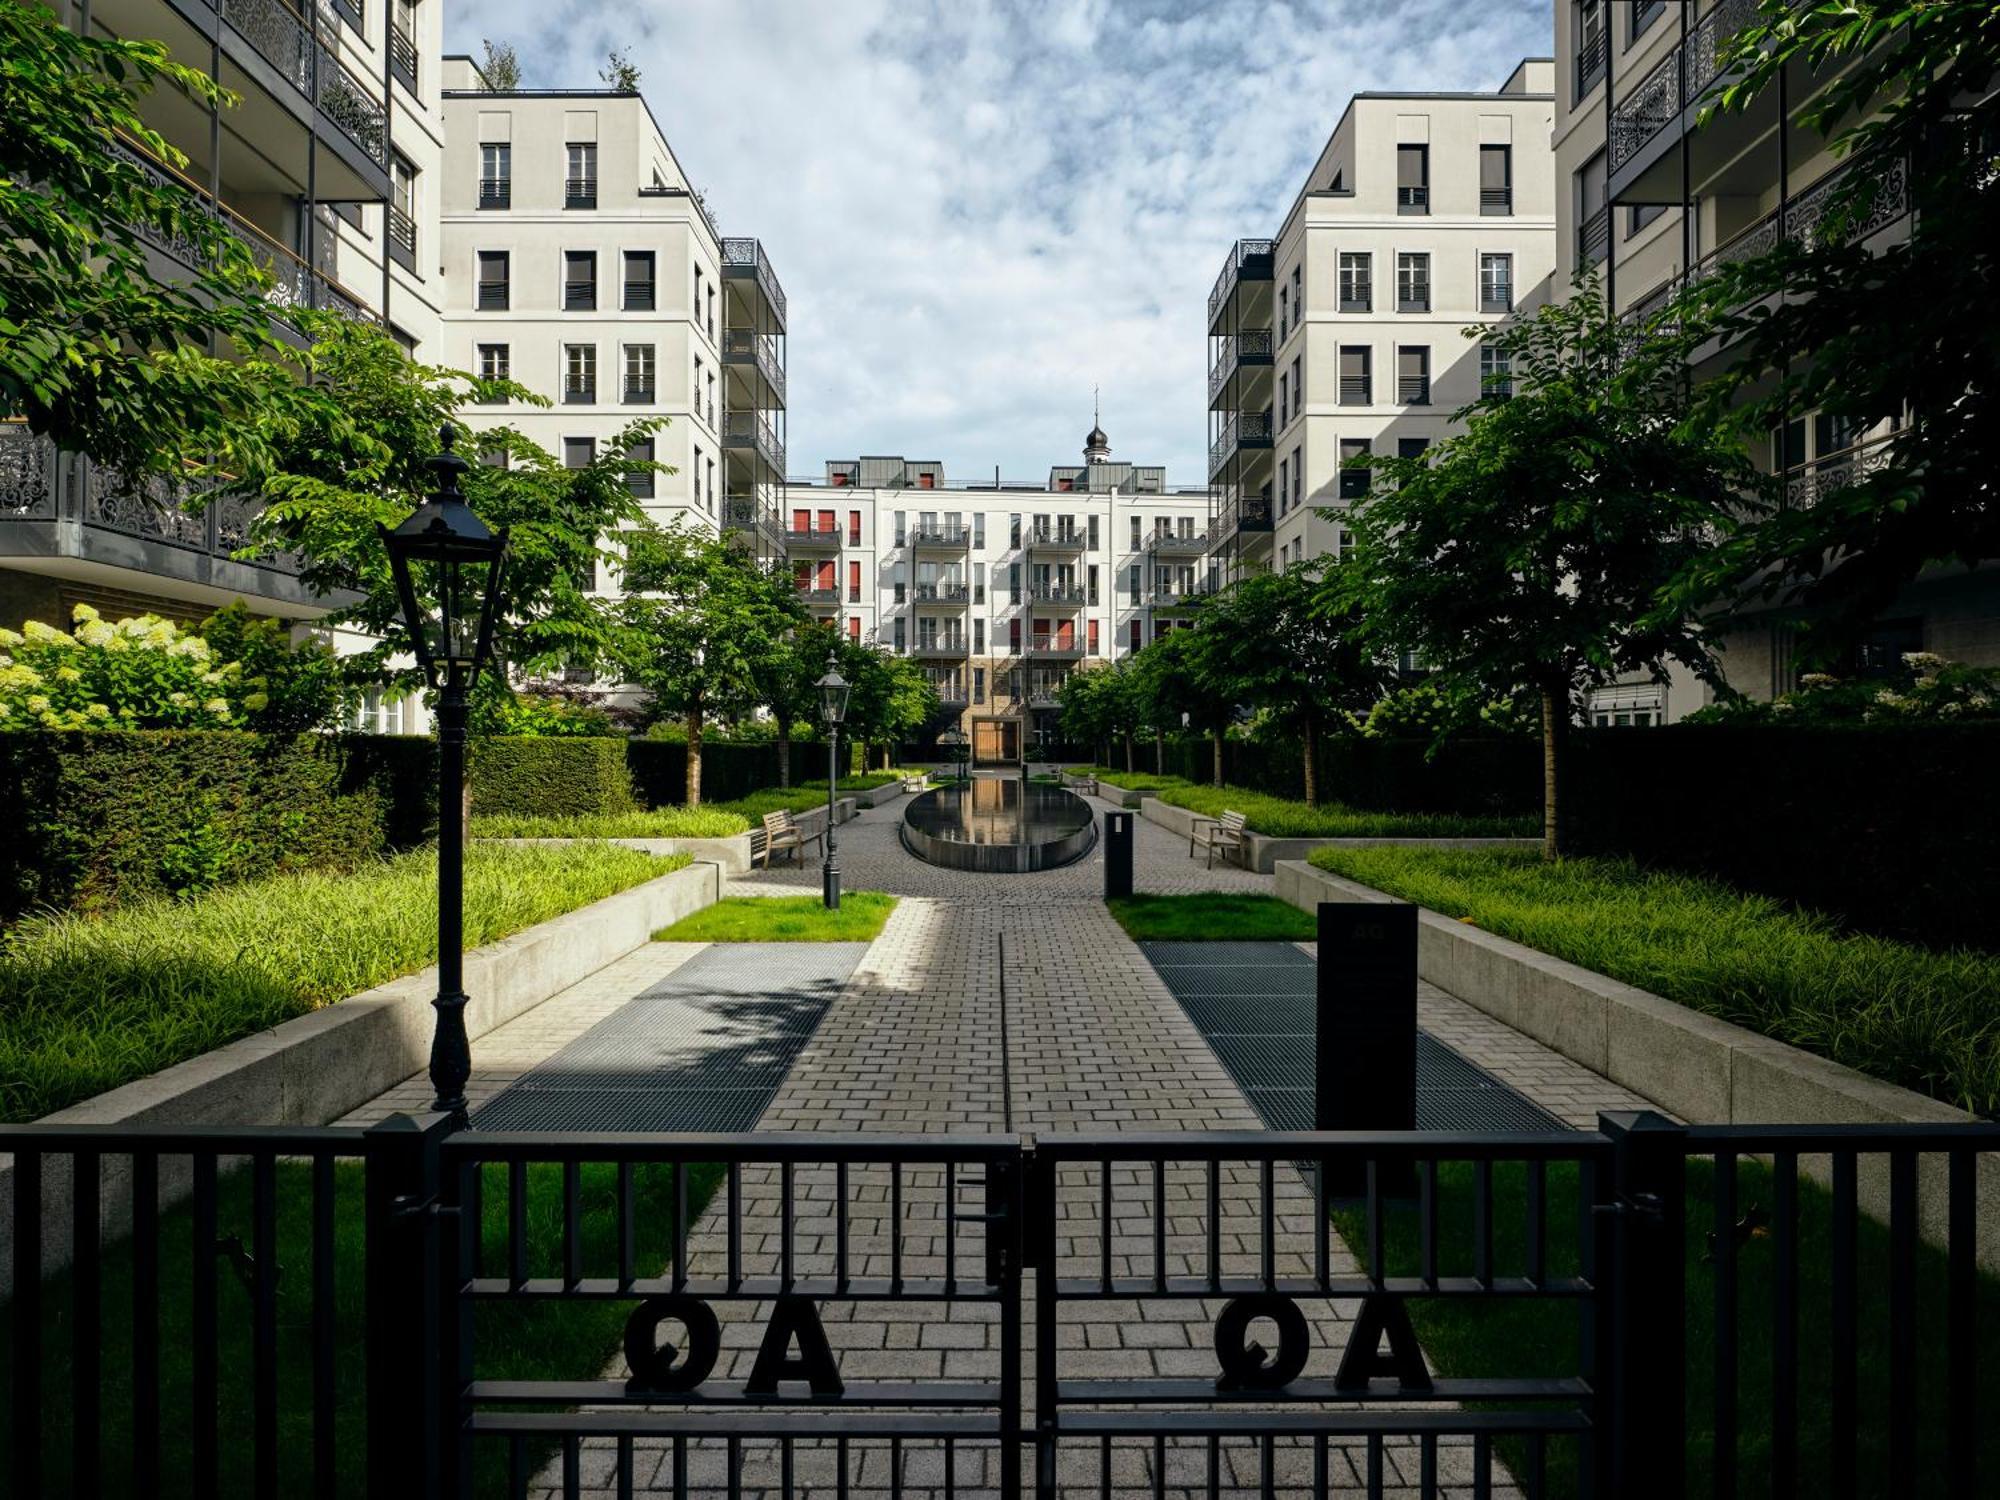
[
  {"left": 379, "top": 424, "right": 510, "bottom": 1126},
  {"left": 816, "top": 654, "right": 849, "bottom": 910}
]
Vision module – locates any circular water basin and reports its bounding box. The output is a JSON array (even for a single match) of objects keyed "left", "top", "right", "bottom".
[{"left": 901, "top": 778, "right": 1097, "bottom": 872}]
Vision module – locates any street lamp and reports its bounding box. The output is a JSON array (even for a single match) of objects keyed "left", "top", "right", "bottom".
[
  {"left": 379, "top": 423, "right": 510, "bottom": 1126},
  {"left": 816, "top": 654, "right": 849, "bottom": 910}
]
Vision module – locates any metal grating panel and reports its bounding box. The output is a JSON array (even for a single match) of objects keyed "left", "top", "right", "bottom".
[{"left": 471, "top": 943, "right": 868, "bottom": 1132}]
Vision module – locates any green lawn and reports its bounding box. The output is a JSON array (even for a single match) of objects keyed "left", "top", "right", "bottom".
[
  {"left": 655, "top": 892, "right": 898, "bottom": 943},
  {"left": 1084, "top": 767, "right": 1190, "bottom": 792},
  {"left": 1332, "top": 1153, "right": 2000, "bottom": 1499},
  {"left": 712, "top": 775, "right": 901, "bottom": 821},
  {"left": 0, "top": 1154, "right": 720, "bottom": 1496},
  {"left": 1160, "top": 783, "right": 1539, "bottom": 839},
  {"left": 0, "top": 843, "right": 684, "bottom": 1125},
  {"left": 472, "top": 807, "right": 752, "bottom": 839},
  {"left": 1310, "top": 846, "right": 2000, "bottom": 1116},
  {"left": 1107, "top": 893, "right": 1317, "bottom": 942}
]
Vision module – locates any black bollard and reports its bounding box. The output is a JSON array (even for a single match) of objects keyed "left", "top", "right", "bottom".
[
  {"left": 1316, "top": 901, "right": 1418, "bottom": 1194},
  {"left": 1102, "top": 811, "right": 1134, "bottom": 900}
]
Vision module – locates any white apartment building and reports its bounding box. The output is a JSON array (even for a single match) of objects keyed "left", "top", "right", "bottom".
[
  {"left": 3, "top": 0, "right": 446, "bottom": 657},
  {"left": 1208, "top": 59, "right": 1558, "bottom": 585},
  {"left": 782, "top": 423, "right": 1210, "bottom": 765},
  {"left": 437, "top": 56, "right": 787, "bottom": 577},
  {"left": 1557, "top": 1, "right": 1994, "bottom": 721}
]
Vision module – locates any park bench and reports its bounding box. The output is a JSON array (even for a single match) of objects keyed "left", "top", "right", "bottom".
[
  {"left": 1189, "top": 809, "right": 1248, "bottom": 868},
  {"left": 901, "top": 771, "right": 930, "bottom": 794},
  {"left": 755, "top": 808, "right": 822, "bottom": 868},
  {"left": 1063, "top": 769, "right": 1099, "bottom": 797}
]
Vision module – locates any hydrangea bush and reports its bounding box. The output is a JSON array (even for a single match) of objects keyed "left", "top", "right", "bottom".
[
  {"left": 0, "top": 603, "right": 353, "bottom": 733},
  {"left": 1685, "top": 653, "right": 2000, "bottom": 726}
]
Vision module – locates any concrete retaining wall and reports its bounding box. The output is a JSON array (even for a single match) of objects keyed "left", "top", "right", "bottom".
[
  {"left": 1140, "top": 797, "right": 1536, "bottom": 871},
  {"left": 1089, "top": 776, "right": 1158, "bottom": 809},
  {"left": 2, "top": 860, "right": 722, "bottom": 1288},
  {"left": 490, "top": 834, "right": 753, "bottom": 875},
  {"left": 1275, "top": 859, "right": 2000, "bottom": 1269}
]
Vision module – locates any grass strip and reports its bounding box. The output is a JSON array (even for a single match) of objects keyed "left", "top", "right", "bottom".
[
  {"left": 1160, "top": 784, "right": 1538, "bottom": 839},
  {"left": 656, "top": 892, "right": 898, "bottom": 943},
  {"left": 1309, "top": 845, "right": 2000, "bottom": 1115},
  {"left": 1084, "top": 767, "right": 1192, "bottom": 792},
  {"left": 0, "top": 1155, "right": 721, "bottom": 1496},
  {"left": 1107, "top": 894, "right": 1317, "bottom": 942},
  {"left": 1330, "top": 1154, "right": 2000, "bottom": 1499},
  {"left": 0, "top": 843, "right": 684, "bottom": 1124},
  {"left": 473, "top": 808, "right": 751, "bottom": 839}
]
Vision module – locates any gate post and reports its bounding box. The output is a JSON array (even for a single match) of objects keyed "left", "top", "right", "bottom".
[
  {"left": 1597, "top": 1110, "right": 1686, "bottom": 1498},
  {"left": 365, "top": 1112, "right": 453, "bottom": 1500}
]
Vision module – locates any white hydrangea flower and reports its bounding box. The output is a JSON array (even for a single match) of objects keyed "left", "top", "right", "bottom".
[
  {"left": 70, "top": 603, "right": 100, "bottom": 624},
  {"left": 0, "top": 627, "right": 21, "bottom": 648},
  {"left": 87, "top": 702, "right": 111, "bottom": 720},
  {"left": 205, "top": 698, "right": 230, "bottom": 716},
  {"left": 1901, "top": 651, "right": 1947, "bottom": 676},
  {"left": 76, "top": 620, "right": 115, "bottom": 647},
  {"left": 25, "top": 694, "right": 50, "bottom": 713},
  {"left": 22, "top": 621, "right": 73, "bottom": 646}
]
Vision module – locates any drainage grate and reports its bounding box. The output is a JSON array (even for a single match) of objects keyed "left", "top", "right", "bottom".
[
  {"left": 471, "top": 942, "right": 869, "bottom": 1132},
  {"left": 1138, "top": 941, "right": 1567, "bottom": 1135}
]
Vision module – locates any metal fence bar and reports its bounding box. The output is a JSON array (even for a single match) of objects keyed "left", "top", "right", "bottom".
[
  {"left": 1830, "top": 1150, "right": 1858, "bottom": 1500},
  {"left": 1771, "top": 1151, "right": 1799, "bottom": 1499},
  {"left": 1713, "top": 1147, "right": 1738, "bottom": 1497}
]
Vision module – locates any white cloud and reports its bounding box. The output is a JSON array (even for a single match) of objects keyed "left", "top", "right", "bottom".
[{"left": 448, "top": 0, "right": 1552, "bottom": 483}]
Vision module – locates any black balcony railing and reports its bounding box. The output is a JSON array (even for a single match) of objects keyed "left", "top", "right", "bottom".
[
  {"left": 1577, "top": 206, "right": 1611, "bottom": 267},
  {"left": 1207, "top": 410, "right": 1274, "bottom": 476},
  {"left": 1480, "top": 284, "right": 1512, "bottom": 314},
  {"left": 563, "top": 379, "right": 594, "bottom": 405},
  {"left": 388, "top": 24, "right": 419, "bottom": 94},
  {"left": 1147, "top": 529, "right": 1209, "bottom": 556},
  {"left": 1397, "top": 281, "right": 1430, "bottom": 313},
  {"left": 909, "top": 524, "right": 970, "bottom": 548},
  {"left": 722, "top": 238, "right": 788, "bottom": 327},
  {"left": 721, "top": 409, "right": 784, "bottom": 473},
  {"left": 1028, "top": 584, "right": 1085, "bottom": 606},
  {"left": 624, "top": 279, "right": 655, "bottom": 312},
  {"left": 1610, "top": 0, "right": 1765, "bottom": 172},
  {"left": 564, "top": 279, "right": 596, "bottom": 311},
  {"left": 1025, "top": 528, "right": 1085, "bottom": 552},
  {"left": 915, "top": 584, "right": 971, "bottom": 604},
  {"left": 477, "top": 281, "right": 508, "bottom": 311},
  {"left": 386, "top": 204, "right": 416, "bottom": 267},
  {"left": 565, "top": 176, "right": 597, "bottom": 210},
  {"left": 311, "top": 32, "right": 389, "bottom": 171},
  {"left": 1574, "top": 29, "right": 1607, "bottom": 102},
  {"left": 624, "top": 381, "right": 654, "bottom": 404},
  {"left": 1398, "top": 375, "right": 1431, "bottom": 405},
  {"left": 1397, "top": 184, "right": 1428, "bottom": 214},
  {"left": 785, "top": 527, "right": 841, "bottom": 548},
  {"left": 478, "top": 179, "right": 510, "bottom": 209},
  {"left": 1339, "top": 280, "right": 1372, "bottom": 314},
  {"left": 722, "top": 328, "right": 787, "bottom": 406},
  {"left": 1481, "top": 186, "right": 1513, "bottom": 215},
  {"left": 1207, "top": 328, "right": 1274, "bottom": 402},
  {"left": 1207, "top": 238, "right": 1275, "bottom": 327}
]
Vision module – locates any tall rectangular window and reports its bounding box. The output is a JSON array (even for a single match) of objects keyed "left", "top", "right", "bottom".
[
  {"left": 624, "top": 251, "right": 655, "bottom": 310},
  {"left": 1008, "top": 562, "right": 1021, "bottom": 605},
  {"left": 1291, "top": 447, "right": 1302, "bottom": 513},
  {"left": 1290, "top": 355, "right": 1302, "bottom": 411},
  {"left": 1009, "top": 513, "right": 1022, "bottom": 547},
  {"left": 563, "top": 343, "right": 595, "bottom": 404},
  {"left": 973, "top": 561, "right": 986, "bottom": 604},
  {"left": 973, "top": 513, "right": 986, "bottom": 548},
  {"left": 848, "top": 559, "right": 862, "bottom": 602},
  {"left": 1576, "top": 0, "right": 1607, "bottom": 101},
  {"left": 1339, "top": 345, "right": 1371, "bottom": 405},
  {"left": 1338, "top": 438, "right": 1372, "bottom": 500},
  {"left": 1278, "top": 372, "right": 1290, "bottom": 428},
  {"left": 1289, "top": 264, "right": 1303, "bottom": 325},
  {"left": 1577, "top": 150, "right": 1609, "bottom": 266},
  {"left": 479, "top": 143, "right": 510, "bottom": 209},
  {"left": 1087, "top": 514, "right": 1099, "bottom": 550},
  {"left": 894, "top": 510, "right": 906, "bottom": 546},
  {"left": 1396, "top": 144, "right": 1429, "bottom": 214},
  {"left": 1128, "top": 619, "right": 1141, "bottom": 652},
  {"left": 1480, "top": 343, "right": 1514, "bottom": 398},
  {"left": 1480, "top": 253, "right": 1514, "bottom": 313},
  {"left": 626, "top": 438, "right": 655, "bottom": 499},
  {"left": 564, "top": 250, "right": 596, "bottom": 311},
  {"left": 1396, "top": 253, "right": 1430, "bottom": 313},
  {"left": 624, "top": 343, "right": 655, "bottom": 403},
  {"left": 1339, "top": 252, "right": 1371, "bottom": 313},
  {"left": 1398, "top": 346, "right": 1431, "bottom": 406},
  {"left": 1277, "top": 457, "right": 1289, "bottom": 515},
  {"left": 563, "top": 436, "right": 595, "bottom": 469},
  {"left": 1480, "top": 145, "right": 1512, "bottom": 215},
  {"left": 973, "top": 618, "right": 985, "bottom": 653},
  {"left": 893, "top": 618, "right": 906, "bottom": 653},
  {"left": 849, "top": 510, "right": 863, "bottom": 545},
  {"left": 565, "top": 143, "right": 597, "bottom": 209},
  {"left": 476, "top": 250, "right": 509, "bottom": 310},
  {"left": 476, "top": 343, "right": 508, "bottom": 399},
  {"left": 1129, "top": 515, "right": 1141, "bottom": 550}
]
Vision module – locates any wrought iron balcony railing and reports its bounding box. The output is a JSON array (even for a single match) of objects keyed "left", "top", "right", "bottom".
[
  {"left": 216, "top": 0, "right": 387, "bottom": 168},
  {"left": 565, "top": 177, "right": 597, "bottom": 210},
  {"left": 1610, "top": 0, "right": 1766, "bottom": 172},
  {"left": 722, "top": 329, "right": 786, "bottom": 406},
  {"left": 723, "top": 498, "right": 786, "bottom": 552},
  {"left": 1785, "top": 429, "right": 1903, "bottom": 511},
  {"left": 478, "top": 180, "right": 510, "bottom": 210},
  {"left": 722, "top": 238, "right": 788, "bottom": 327},
  {"left": 721, "top": 409, "right": 784, "bottom": 474},
  {"left": 915, "top": 583, "right": 971, "bottom": 604},
  {"left": 1207, "top": 327, "right": 1274, "bottom": 403},
  {"left": 1208, "top": 410, "right": 1274, "bottom": 476},
  {"left": 1207, "top": 239, "right": 1275, "bottom": 327},
  {"left": 908, "top": 524, "right": 970, "bottom": 549},
  {"left": 1028, "top": 584, "right": 1086, "bottom": 606}
]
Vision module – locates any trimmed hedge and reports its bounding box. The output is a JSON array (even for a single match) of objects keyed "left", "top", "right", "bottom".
[
  {"left": 468, "top": 737, "right": 635, "bottom": 819},
  {"left": 0, "top": 731, "right": 435, "bottom": 921},
  {"left": 625, "top": 740, "right": 825, "bottom": 806}
]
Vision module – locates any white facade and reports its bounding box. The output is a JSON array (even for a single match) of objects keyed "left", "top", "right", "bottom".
[{"left": 1207, "top": 60, "right": 1558, "bottom": 583}]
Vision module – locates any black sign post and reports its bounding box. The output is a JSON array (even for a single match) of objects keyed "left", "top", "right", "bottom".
[
  {"left": 1316, "top": 901, "right": 1418, "bottom": 1194},
  {"left": 1102, "top": 811, "right": 1133, "bottom": 900}
]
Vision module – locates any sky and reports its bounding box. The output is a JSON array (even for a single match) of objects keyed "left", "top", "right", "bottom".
[{"left": 445, "top": 0, "right": 1553, "bottom": 486}]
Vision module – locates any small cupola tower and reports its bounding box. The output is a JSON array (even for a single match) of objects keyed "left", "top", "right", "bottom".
[{"left": 1083, "top": 388, "right": 1110, "bottom": 464}]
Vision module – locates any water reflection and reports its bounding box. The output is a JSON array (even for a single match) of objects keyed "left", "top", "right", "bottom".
[{"left": 902, "top": 778, "right": 1097, "bottom": 871}]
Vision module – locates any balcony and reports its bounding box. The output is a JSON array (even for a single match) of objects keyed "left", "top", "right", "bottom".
[
  {"left": 796, "top": 586, "right": 840, "bottom": 608},
  {"left": 217, "top": 0, "right": 389, "bottom": 179},
  {"left": 722, "top": 238, "right": 788, "bottom": 331},
  {"left": 722, "top": 329, "right": 787, "bottom": 408},
  {"left": 912, "top": 638, "right": 969, "bottom": 661},
  {"left": 1609, "top": 0, "right": 1765, "bottom": 175},
  {"left": 1026, "top": 677, "right": 1069, "bottom": 710},
  {"left": 1785, "top": 429, "right": 1902, "bottom": 511},
  {"left": 1207, "top": 239, "right": 1275, "bottom": 330},
  {"left": 785, "top": 526, "right": 841, "bottom": 552},
  {"left": 1024, "top": 527, "right": 1086, "bottom": 557},
  {"left": 915, "top": 584, "right": 972, "bottom": 606},
  {"left": 1207, "top": 492, "right": 1274, "bottom": 549},
  {"left": 723, "top": 497, "right": 786, "bottom": 554},
  {"left": 565, "top": 176, "right": 598, "bottom": 211},
  {"left": 478, "top": 180, "right": 510, "bottom": 210},
  {"left": 1147, "top": 529, "right": 1209, "bottom": 558},
  {"left": 923, "top": 670, "right": 969, "bottom": 706},
  {"left": 1028, "top": 584, "right": 1085, "bottom": 609},
  {"left": 1027, "top": 634, "right": 1084, "bottom": 660},
  {"left": 1207, "top": 410, "right": 1274, "bottom": 478},
  {"left": 721, "top": 409, "right": 784, "bottom": 475},
  {"left": 1207, "top": 327, "right": 1274, "bottom": 407},
  {"left": 909, "top": 524, "right": 970, "bottom": 551}
]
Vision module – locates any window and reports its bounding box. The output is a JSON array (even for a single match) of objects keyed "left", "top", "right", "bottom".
[
  {"left": 1339, "top": 345, "right": 1372, "bottom": 405},
  {"left": 1338, "top": 253, "right": 1371, "bottom": 313},
  {"left": 849, "top": 616, "right": 862, "bottom": 643},
  {"left": 476, "top": 250, "right": 509, "bottom": 310},
  {"left": 476, "top": 343, "right": 508, "bottom": 399},
  {"left": 1480, "top": 145, "right": 1512, "bottom": 215},
  {"left": 390, "top": 0, "right": 419, "bottom": 91},
  {"left": 1088, "top": 514, "right": 1099, "bottom": 550},
  {"left": 563, "top": 343, "right": 595, "bottom": 404},
  {"left": 1576, "top": 0, "right": 1607, "bottom": 101},
  {"left": 1087, "top": 619, "right": 1100, "bottom": 657},
  {"left": 564, "top": 250, "right": 596, "bottom": 311},
  {"left": 1008, "top": 562, "right": 1021, "bottom": 605},
  {"left": 973, "top": 561, "right": 986, "bottom": 605},
  {"left": 626, "top": 438, "right": 655, "bottom": 499},
  {"left": 1626, "top": 202, "right": 1666, "bottom": 238},
  {"left": 623, "top": 343, "right": 654, "bottom": 403},
  {"left": 1277, "top": 457, "right": 1289, "bottom": 515},
  {"left": 1398, "top": 437, "right": 1431, "bottom": 464},
  {"left": 1338, "top": 439, "right": 1372, "bottom": 500},
  {"left": 1087, "top": 564, "right": 1099, "bottom": 605},
  {"left": 479, "top": 143, "right": 510, "bottom": 209},
  {"left": 692, "top": 445, "right": 704, "bottom": 508},
  {"left": 1291, "top": 355, "right": 1303, "bottom": 412},
  {"left": 1291, "top": 448, "right": 1302, "bottom": 512},
  {"left": 973, "top": 513, "right": 986, "bottom": 548},
  {"left": 1480, "top": 343, "right": 1514, "bottom": 398},
  {"left": 849, "top": 509, "right": 863, "bottom": 545},
  {"left": 1397, "top": 346, "right": 1431, "bottom": 405},
  {"left": 1278, "top": 372, "right": 1289, "bottom": 428},
  {"left": 893, "top": 618, "right": 906, "bottom": 653},
  {"left": 1290, "top": 264, "right": 1303, "bottom": 328},
  {"left": 973, "top": 667, "right": 985, "bottom": 704},
  {"left": 1129, "top": 515, "right": 1141, "bottom": 550},
  {"left": 565, "top": 143, "right": 597, "bottom": 209},
  {"left": 1396, "top": 144, "right": 1429, "bottom": 214},
  {"left": 563, "top": 436, "right": 595, "bottom": 469},
  {"left": 892, "top": 562, "right": 907, "bottom": 605},
  {"left": 1278, "top": 286, "right": 1289, "bottom": 340},
  {"left": 624, "top": 251, "right": 655, "bottom": 310},
  {"left": 1576, "top": 150, "right": 1609, "bottom": 266},
  {"left": 1128, "top": 619, "right": 1142, "bottom": 653},
  {"left": 1396, "top": 253, "right": 1430, "bottom": 313},
  {"left": 848, "top": 559, "right": 862, "bottom": 602},
  {"left": 1630, "top": 0, "right": 1665, "bottom": 46},
  {"left": 973, "top": 618, "right": 985, "bottom": 653},
  {"left": 1009, "top": 513, "right": 1022, "bottom": 547},
  {"left": 1480, "top": 253, "right": 1513, "bottom": 313},
  {"left": 894, "top": 510, "right": 907, "bottom": 546}
]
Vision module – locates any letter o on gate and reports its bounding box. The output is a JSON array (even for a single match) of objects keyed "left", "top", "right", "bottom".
[
  {"left": 1212, "top": 1293, "right": 1310, "bottom": 1391},
  {"left": 623, "top": 1295, "right": 720, "bottom": 1393}
]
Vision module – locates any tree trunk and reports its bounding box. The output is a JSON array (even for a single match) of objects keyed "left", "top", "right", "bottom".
[
  {"left": 777, "top": 720, "right": 792, "bottom": 789},
  {"left": 1211, "top": 728, "right": 1224, "bottom": 788},
  {"left": 1539, "top": 684, "right": 1563, "bottom": 861},
  {"left": 1154, "top": 730, "right": 1165, "bottom": 775},
  {"left": 686, "top": 703, "right": 704, "bottom": 808},
  {"left": 1123, "top": 730, "right": 1134, "bottom": 774},
  {"left": 1302, "top": 716, "right": 1318, "bottom": 808}
]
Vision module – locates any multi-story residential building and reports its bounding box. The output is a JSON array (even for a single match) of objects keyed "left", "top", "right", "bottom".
[
  {"left": 3, "top": 0, "right": 446, "bottom": 657},
  {"left": 1208, "top": 59, "right": 1558, "bottom": 584},
  {"left": 1556, "top": 0, "right": 1992, "bottom": 722},
  {"left": 782, "top": 422, "right": 1210, "bottom": 764},
  {"left": 437, "top": 56, "right": 788, "bottom": 577}
]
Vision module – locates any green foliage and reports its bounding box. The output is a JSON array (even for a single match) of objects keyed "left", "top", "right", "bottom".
[
  {"left": 1058, "top": 663, "right": 1144, "bottom": 757},
  {"left": 1681, "top": 652, "right": 2000, "bottom": 727},
  {"left": 469, "top": 736, "right": 635, "bottom": 819},
  {"left": 0, "top": 4, "right": 311, "bottom": 477},
  {"left": 600, "top": 47, "right": 642, "bottom": 92},
  {"left": 483, "top": 684, "right": 621, "bottom": 738},
  {"left": 0, "top": 730, "right": 433, "bottom": 918},
  {"left": 655, "top": 893, "right": 898, "bottom": 943},
  {"left": 1309, "top": 846, "right": 2000, "bottom": 1115},
  {"left": 1356, "top": 680, "right": 1537, "bottom": 741},
  {"left": 832, "top": 637, "right": 938, "bottom": 761},
  {"left": 0, "top": 842, "right": 680, "bottom": 1122},
  {"left": 1107, "top": 894, "right": 1316, "bottom": 942},
  {"left": 1084, "top": 767, "right": 1188, "bottom": 792},
  {"left": 480, "top": 38, "right": 522, "bottom": 89},
  {"left": 1158, "top": 784, "right": 1537, "bottom": 840},
  {"left": 472, "top": 808, "right": 750, "bottom": 839}
]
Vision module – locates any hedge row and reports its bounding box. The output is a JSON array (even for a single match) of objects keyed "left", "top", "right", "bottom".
[
  {"left": 468, "top": 737, "right": 635, "bottom": 819},
  {"left": 0, "top": 732, "right": 436, "bottom": 920}
]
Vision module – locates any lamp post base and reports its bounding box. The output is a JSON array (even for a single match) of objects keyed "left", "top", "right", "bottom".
[{"left": 823, "top": 860, "right": 841, "bottom": 911}]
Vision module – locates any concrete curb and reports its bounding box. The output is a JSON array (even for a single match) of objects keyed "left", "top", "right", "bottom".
[
  {"left": 1091, "top": 776, "right": 1160, "bottom": 809},
  {"left": 1274, "top": 858, "right": 2000, "bottom": 1268},
  {"left": 488, "top": 833, "right": 754, "bottom": 875},
  {"left": 2, "top": 860, "right": 721, "bottom": 1287},
  {"left": 1139, "top": 796, "right": 1538, "bottom": 872}
]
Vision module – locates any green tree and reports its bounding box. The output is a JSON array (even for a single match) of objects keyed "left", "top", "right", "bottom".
[
  {"left": 745, "top": 597, "right": 829, "bottom": 791},
  {"left": 1334, "top": 280, "right": 1754, "bottom": 858},
  {"left": 0, "top": 4, "right": 308, "bottom": 477},
  {"left": 616, "top": 526, "right": 794, "bottom": 805},
  {"left": 1660, "top": 0, "right": 2000, "bottom": 653},
  {"left": 1129, "top": 628, "right": 1232, "bottom": 786},
  {"left": 838, "top": 642, "right": 937, "bottom": 772},
  {"left": 600, "top": 48, "right": 642, "bottom": 92},
  {"left": 1057, "top": 662, "right": 1144, "bottom": 771},
  {"left": 1197, "top": 563, "right": 1384, "bottom": 806},
  {"left": 243, "top": 313, "right": 657, "bottom": 698},
  {"left": 480, "top": 39, "right": 522, "bottom": 90}
]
